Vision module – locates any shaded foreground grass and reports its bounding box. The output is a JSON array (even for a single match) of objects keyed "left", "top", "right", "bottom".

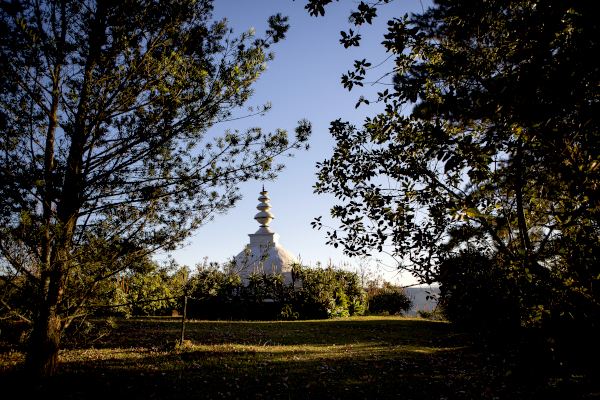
[{"left": 0, "top": 316, "right": 594, "bottom": 399}]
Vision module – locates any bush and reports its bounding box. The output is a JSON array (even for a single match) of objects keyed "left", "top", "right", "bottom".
[
  {"left": 183, "top": 263, "right": 367, "bottom": 320},
  {"left": 243, "top": 273, "right": 286, "bottom": 303},
  {"left": 187, "top": 268, "right": 241, "bottom": 301},
  {"left": 279, "top": 303, "right": 299, "bottom": 320},
  {"left": 437, "top": 249, "right": 521, "bottom": 332},
  {"left": 102, "top": 263, "right": 178, "bottom": 317},
  {"left": 367, "top": 283, "right": 412, "bottom": 315},
  {"left": 290, "top": 264, "right": 367, "bottom": 319},
  {"left": 185, "top": 268, "right": 243, "bottom": 319},
  {"left": 416, "top": 309, "right": 444, "bottom": 320},
  {"left": 85, "top": 261, "right": 367, "bottom": 321}
]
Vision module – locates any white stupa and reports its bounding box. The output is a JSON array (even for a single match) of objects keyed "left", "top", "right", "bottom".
[{"left": 233, "top": 187, "right": 297, "bottom": 284}]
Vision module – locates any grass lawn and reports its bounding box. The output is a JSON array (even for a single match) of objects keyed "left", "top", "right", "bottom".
[{"left": 0, "top": 316, "right": 593, "bottom": 399}]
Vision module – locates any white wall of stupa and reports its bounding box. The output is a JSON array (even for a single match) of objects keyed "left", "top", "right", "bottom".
[{"left": 233, "top": 187, "right": 298, "bottom": 284}]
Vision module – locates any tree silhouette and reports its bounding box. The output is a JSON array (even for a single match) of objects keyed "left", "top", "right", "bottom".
[
  {"left": 0, "top": 0, "right": 309, "bottom": 376},
  {"left": 306, "top": 0, "right": 599, "bottom": 330}
]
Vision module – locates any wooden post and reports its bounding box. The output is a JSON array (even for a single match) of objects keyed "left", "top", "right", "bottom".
[{"left": 179, "top": 295, "right": 188, "bottom": 345}]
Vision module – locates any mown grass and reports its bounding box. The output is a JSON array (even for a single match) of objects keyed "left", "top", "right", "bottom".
[{"left": 0, "top": 316, "right": 591, "bottom": 399}]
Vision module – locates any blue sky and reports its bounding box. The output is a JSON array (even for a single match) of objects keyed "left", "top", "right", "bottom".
[{"left": 160, "top": 0, "right": 428, "bottom": 285}]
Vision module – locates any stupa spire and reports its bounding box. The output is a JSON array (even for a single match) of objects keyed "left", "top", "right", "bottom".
[
  {"left": 254, "top": 187, "right": 274, "bottom": 233},
  {"left": 234, "top": 186, "right": 298, "bottom": 284}
]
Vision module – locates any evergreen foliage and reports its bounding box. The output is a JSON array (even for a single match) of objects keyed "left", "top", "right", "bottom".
[{"left": 0, "top": 0, "right": 309, "bottom": 376}]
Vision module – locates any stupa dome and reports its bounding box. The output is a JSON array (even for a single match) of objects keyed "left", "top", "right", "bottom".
[{"left": 233, "top": 187, "right": 297, "bottom": 284}]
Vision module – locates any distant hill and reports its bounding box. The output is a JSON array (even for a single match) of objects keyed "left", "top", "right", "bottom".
[{"left": 404, "top": 286, "right": 439, "bottom": 316}]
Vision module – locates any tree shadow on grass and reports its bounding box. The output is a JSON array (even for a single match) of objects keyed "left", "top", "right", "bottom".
[
  {"left": 77, "top": 317, "right": 466, "bottom": 350},
  {"left": 1, "top": 345, "right": 502, "bottom": 399},
  {"left": 2, "top": 318, "right": 591, "bottom": 399}
]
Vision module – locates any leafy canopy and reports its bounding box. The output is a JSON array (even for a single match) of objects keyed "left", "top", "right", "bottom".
[{"left": 306, "top": 0, "right": 599, "bottom": 325}]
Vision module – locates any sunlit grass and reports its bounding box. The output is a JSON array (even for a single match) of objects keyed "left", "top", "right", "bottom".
[
  {"left": 49, "top": 316, "right": 463, "bottom": 372},
  {"left": 0, "top": 316, "right": 563, "bottom": 399}
]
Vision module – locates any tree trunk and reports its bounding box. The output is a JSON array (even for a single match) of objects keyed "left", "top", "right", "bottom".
[
  {"left": 24, "top": 2, "right": 107, "bottom": 378},
  {"left": 26, "top": 304, "right": 62, "bottom": 377},
  {"left": 25, "top": 0, "right": 69, "bottom": 378},
  {"left": 514, "top": 142, "right": 531, "bottom": 256}
]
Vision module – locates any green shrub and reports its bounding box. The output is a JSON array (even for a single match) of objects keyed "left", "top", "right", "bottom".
[
  {"left": 290, "top": 264, "right": 367, "bottom": 319},
  {"left": 104, "top": 261, "right": 178, "bottom": 317},
  {"left": 416, "top": 309, "right": 444, "bottom": 320},
  {"left": 243, "top": 273, "right": 286, "bottom": 303},
  {"left": 109, "top": 262, "right": 370, "bottom": 320},
  {"left": 185, "top": 268, "right": 244, "bottom": 319},
  {"left": 187, "top": 268, "right": 241, "bottom": 301},
  {"left": 437, "top": 249, "right": 521, "bottom": 332},
  {"left": 279, "top": 303, "right": 299, "bottom": 320},
  {"left": 367, "top": 284, "right": 412, "bottom": 315}
]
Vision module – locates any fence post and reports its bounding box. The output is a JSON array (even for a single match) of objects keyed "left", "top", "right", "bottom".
[{"left": 179, "top": 295, "right": 188, "bottom": 345}]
